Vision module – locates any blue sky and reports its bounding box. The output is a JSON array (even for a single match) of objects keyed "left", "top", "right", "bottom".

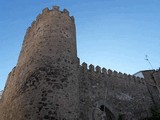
[{"left": 0, "top": 0, "right": 160, "bottom": 90}]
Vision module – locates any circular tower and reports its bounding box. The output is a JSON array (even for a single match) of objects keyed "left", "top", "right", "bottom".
[{"left": 0, "top": 6, "right": 79, "bottom": 120}]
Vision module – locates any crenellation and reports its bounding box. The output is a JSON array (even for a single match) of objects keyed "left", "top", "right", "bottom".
[
  {"left": 25, "top": 6, "right": 75, "bottom": 40},
  {"left": 0, "top": 5, "right": 159, "bottom": 120},
  {"left": 77, "top": 57, "right": 80, "bottom": 67},
  {"left": 102, "top": 67, "right": 107, "bottom": 74},
  {"left": 24, "top": 27, "right": 32, "bottom": 40},
  {"left": 31, "top": 20, "right": 36, "bottom": 28},
  {"left": 95, "top": 66, "right": 101, "bottom": 73},
  {"left": 81, "top": 62, "right": 88, "bottom": 72},
  {"left": 123, "top": 73, "right": 128, "bottom": 78},
  {"left": 118, "top": 72, "right": 123, "bottom": 78},
  {"left": 53, "top": 6, "right": 60, "bottom": 11},
  {"left": 108, "top": 69, "right": 113, "bottom": 75},
  {"left": 113, "top": 70, "right": 118, "bottom": 76},
  {"left": 36, "top": 13, "right": 42, "bottom": 21},
  {"left": 70, "top": 16, "right": 75, "bottom": 22},
  {"left": 63, "top": 9, "right": 70, "bottom": 16},
  {"left": 79, "top": 63, "right": 147, "bottom": 86},
  {"left": 127, "top": 74, "right": 132, "bottom": 78},
  {"left": 42, "top": 7, "right": 50, "bottom": 14},
  {"left": 89, "top": 64, "right": 94, "bottom": 72},
  {"left": 26, "top": 26, "right": 31, "bottom": 34}
]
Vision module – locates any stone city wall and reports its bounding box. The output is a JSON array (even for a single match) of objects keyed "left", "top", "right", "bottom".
[{"left": 79, "top": 62, "right": 154, "bottom": 120}]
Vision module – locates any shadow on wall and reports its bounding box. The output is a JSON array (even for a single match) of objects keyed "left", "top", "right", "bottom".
[{"left": 92, "top": 104, "right": 116, "bottom": 120}]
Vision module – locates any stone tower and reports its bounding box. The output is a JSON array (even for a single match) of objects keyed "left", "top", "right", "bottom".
[
  {"left": 0, "top": 6, "right": 79, "bottom": 120},
  {"left": 1, "top": 5, "right": 160, "bottom": 120}
]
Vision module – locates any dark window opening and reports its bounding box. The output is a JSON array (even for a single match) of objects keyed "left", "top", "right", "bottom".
[{"left": 100, "top": 105, "right": 106, "bottom": 111}]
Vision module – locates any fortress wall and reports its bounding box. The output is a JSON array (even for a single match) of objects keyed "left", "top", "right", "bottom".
[
  {"left": 16, "top": 6, "right": 77, "bottom": 80},
  {"left": 147, "top": 71, "right": 160, "bottom": 104},
  {"left": 153, "top": 71, "right": 160, "bottom": 85},
  {"left": 0, "top": 67, "right": 16, "bottom": 103},
  {"left": 0, "top": 5, "right": 159, "bottom": 120},
  {"left": 0, "top": 66, "right": 17, "bottom": 119},
  {"left": 0, "top": 6, "right": 79, "bottom": 120},
  {"left": 139, "top": 70, "right": 160, "bottom": 105},
  {"left": 79, "top": 62, "right": 154, "bottom": 120}
]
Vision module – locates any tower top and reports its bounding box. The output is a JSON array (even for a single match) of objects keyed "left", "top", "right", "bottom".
[
  {"left": 18, "top": 5, "right": 77, "bottom": 69},
  {"left": 41, "top": 6, "right": 74, "bottom": 20},
  {"left": 25, "top": 6, "right": 75, "bottom": 39},
  {"left": 42, "top": 6, "right": 69, "bottom": 15}
]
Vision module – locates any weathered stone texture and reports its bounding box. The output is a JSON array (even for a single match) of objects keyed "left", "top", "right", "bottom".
[
  {"left": 0, "top": 6, "right": 79, "bottom": 120},
  {"left": 0, "top": 6, "right": 160, "bottom": 120},
  {"left": 79, "top": 64, "right": 155, "bottom": 120}
]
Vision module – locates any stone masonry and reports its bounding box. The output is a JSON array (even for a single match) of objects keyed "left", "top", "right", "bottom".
[{"left": 0, "top": 6, "right": 159, "bottom": 120}]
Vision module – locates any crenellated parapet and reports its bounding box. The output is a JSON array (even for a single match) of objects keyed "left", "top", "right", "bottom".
[
  {"left": 25, "top": 6, "right": 75, "bottom": 38},
  {"left": 95, "top": 66, "right": 101, "bottom": 73},
  {"left": 18, "top": 5, "right": 78, "bottom": 69},
  {"left": 80, "top": 62, "right": 146, "bottom": 85},
  {"left": 82, "top": 62, "right": 87, "bottom": 72},
  {"left": 0, "top": 5, "right": 157, "bottom": 120},
  {"left": 89, "top": 64, "right": 94, "bottom": 72}
]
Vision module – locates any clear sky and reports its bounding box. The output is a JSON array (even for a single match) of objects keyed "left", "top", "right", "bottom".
[{"left": 0, "top": 0, "right": 160, "bottom": 91}]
